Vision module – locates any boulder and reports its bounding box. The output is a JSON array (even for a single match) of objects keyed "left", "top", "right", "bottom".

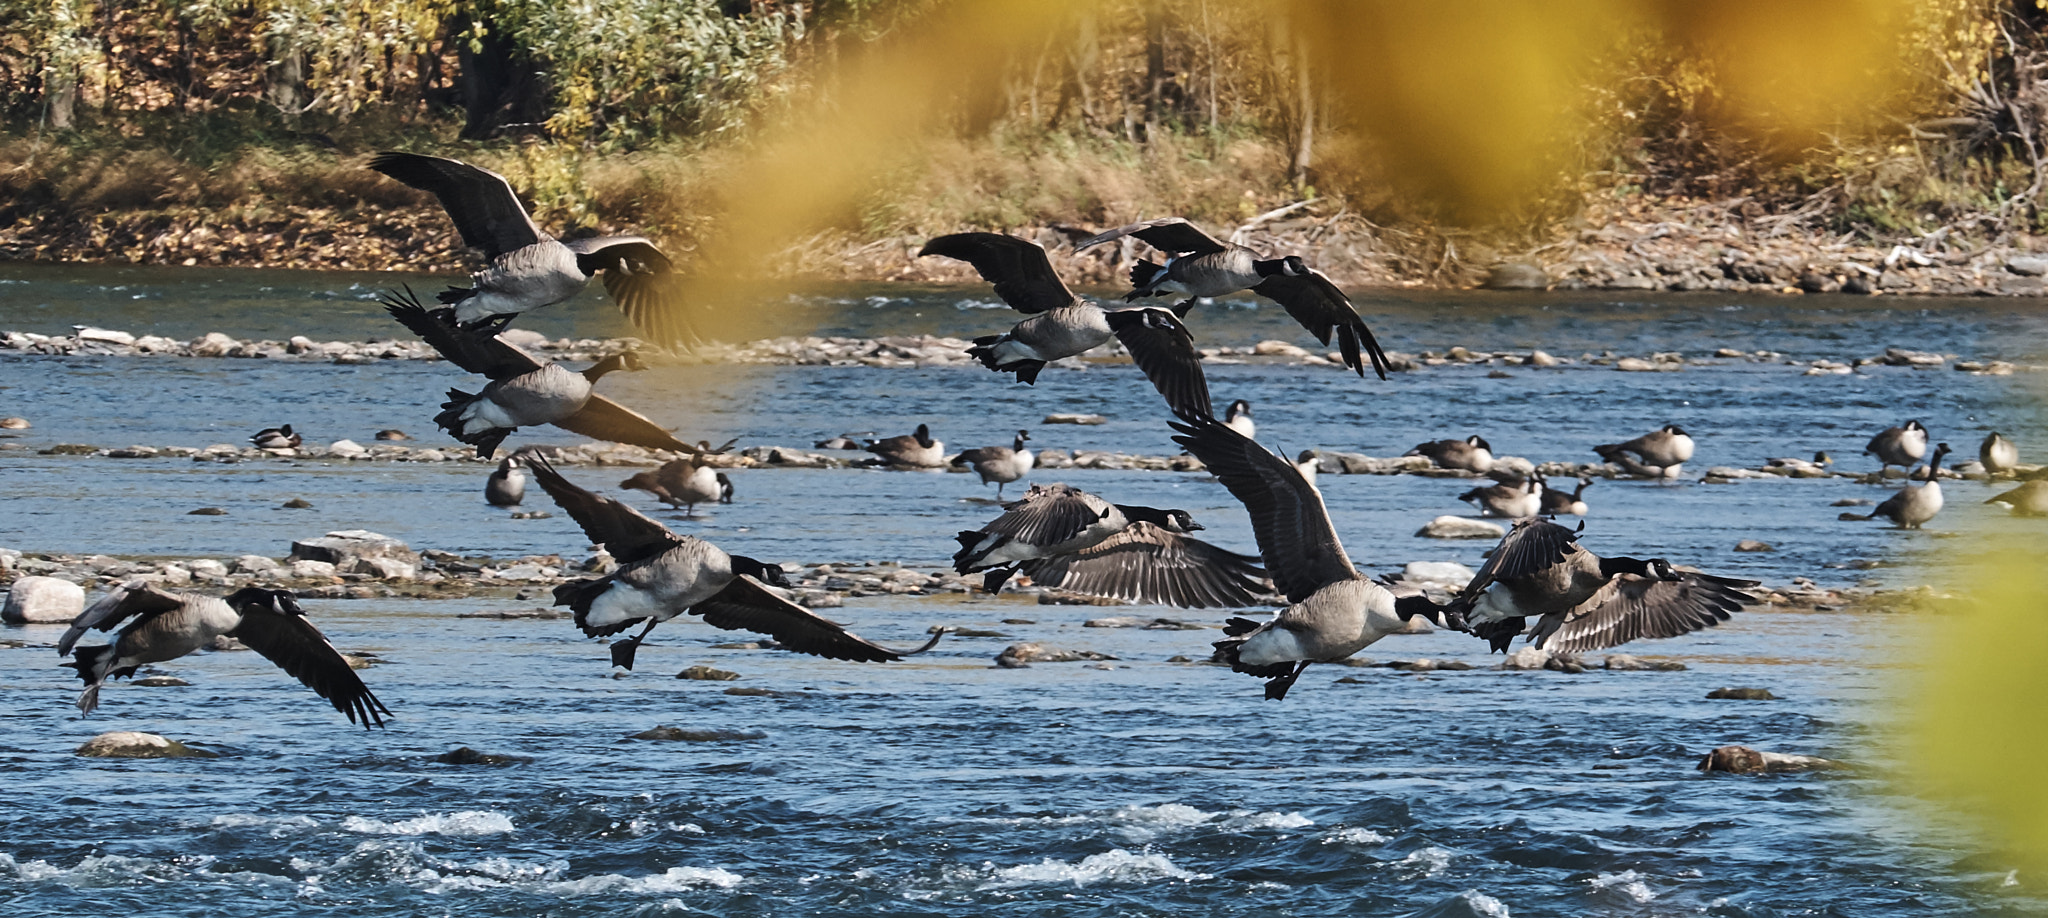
[
  {"left": 1414, "top": 516, "right": 1506, "bottom": 540},
  {"left": 75, "top": 326, "right": 137, "bottom": 346},
  {"left": 1603, "top": 654, "right": 1686, "bottom": 671},
  {"left": 188, "top": 332, "right": 239, "bottom": 357},
  {"left": 1734, "top": 540, "right": 1775, "bottom": 552},
  {"left": 994, "top": 642, "right": 1117, "bottom": 667},
  {"left": 76, "top": 731, "right": 217, "bottom": 759},
  {"left": 327, "top": 439, "right": 369, "bottom": 458},
  {"left": 677, "top": 665, "right": 741, "bottom": 681},
  {"left": 1707, "top": 687, "right": 1776, "bottom": 700},
  {"left": 1501, "top": 647, "right": 1551, "bottom": 670},
  {"left": 232, "top": 555, "right": 281, "bottom": 574},
  {"left": 432, "top": 746, "right": 531, "bottom": 766},
  {"left": 287, "top": 560, "right": 339, "bottom": 579},
  {"left": 2007, "top": 255, "right": 2048, "bottom": 276},
  {"left": 3, "top": 576, "right": 86, "bottom": 623},
  {"left": 1697, "top": 745, "right": 1842, "bottom": 775},
  {"left": 1042, "top": 413, "right": 1107, "bottom": 425},
  {"left": 1484, "top": 263, "right": 1549, "bottom": 290},
  {"left": 1400, "top": 561, "right": 1476, "bottom": 590},
  {"left": 289, "top": 530, "right": 419, "bottom": 579},
  {"left": 630, "top": 726, "right": 766, "bottom": 742}
]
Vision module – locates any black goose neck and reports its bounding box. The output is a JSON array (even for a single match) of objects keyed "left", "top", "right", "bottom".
[{"left": 1596, "top": 555, "right": 1655, "bottom": 578}]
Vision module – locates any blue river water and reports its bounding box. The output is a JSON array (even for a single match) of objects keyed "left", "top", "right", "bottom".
[{"left": 2, "top": 263, "right": 2046, "bottom": 916}]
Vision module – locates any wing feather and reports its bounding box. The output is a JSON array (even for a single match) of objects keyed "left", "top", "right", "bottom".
[
  {"left": 563, "top": 237, "right": 702, "bottom": 350},
  {"left": 918, "top": 233, "right": 1078, "bottom": 315},
  {"left": 369, "top": 152, "right": 543, "bottom": 259},
  {"left": 553, "top": 395, "right": 710, "bottom": 456},
  {"left": 382, "top": 287, "right": 544, "bottom": 378},
  {"left": 1018, "top": 522, "right": 1270, "bottom": 608},
  {"left": 57, "top": 583, "right": 184, "bottom": 656},
  {"left": 1540, "top": 571, "right": 1758, "bottom": 654},
  {"left": 525, "top": 454, "right": 685, "bottom": 564},
  {"left": 1249, "top": 270, "right": 1391, "bottom": 380},
  {"left": 691, "top": 575, "right": 945, "bottom": 662},
  {"left": 228, "top": 608, "right": 391, "bottom": 729},
  {"left": 1105, "top": 308, "right": 1213, "bottom": 417},
  {"left": 1075, "top": 218, "right": 1227, "bottom": 256},
  {"left": 1168, "top": 412, "right": 1357, "bottom": 603},
  {"left": 977, "top": 484, "right": 1114, "bottom": 547}
]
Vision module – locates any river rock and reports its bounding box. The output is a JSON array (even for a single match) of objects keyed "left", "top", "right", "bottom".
[
  {"left": 3, "top": 576, "right": 86, "bottom": 623},
  {"left": 0, "top": 416, "right": 29, "bottom": 428},
  {"left": 1697, "top": 745, "right": 1842, "bottom": 775},
  {"left": 328, "top": 439, "right": 369, "bottom": 458},
  {"left": 1734, "top": 540, "right": 1775, "bottom": 552},
  {"left": 1415, "top": 516, "right": 1506, "bottom": 540},
  {"left": 289, "top": 530, "right": 419, "bottom": 579},
  {"left": 232, "top": 555, "right": 280, "bottom": 574},
  {"left": 287, "top": 559, "right": 339, "bottom": 579},
  {"left": 1707, "top": 687, "right": 1777, "bottom": 700},
  {"left": 631, "top": 726, "right": 766, "bottom": 742},
  {"left": 132, "top": 676, "right": 191, "bottom": 686},
  {"left": 76, "top": 731, "right": 217, "bottom": 759},
  {"left": 1484, "top": 263, "right": 1549, "bottom": 290},
  {"left": 2007, "top": 255, "right": 2048, "bottom": 276},
  {"left": 188, "top": 332, "right": 238, "bottom": 357},
  {"left": 994, "top": 642, "right": 1117, "bottom": 667},
  {"left": 1042, "top": 413, "right": 1107, "bottom": 425},
  {"left": 1603, "top": 654, "right": 1686, "bottom": 671},
  {"left": 432, "top": 746, "right": 531, "bottom": 766},
  {"left": 75, "top": 326, "right": 136, "bottom": 346},
  {"left": 677, "top": 665, "right": 741, "bottom": 681}
]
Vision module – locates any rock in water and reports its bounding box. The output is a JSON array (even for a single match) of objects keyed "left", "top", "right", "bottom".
[
  {"left": 677, "top": 665, "right": 741, "bottom": 681},
  {"left": 432, "top": 747, "right": 531, "bottom": 766},
  {"left": 994, "top": 643, "right": 1117, "bottom": 667},
  {"left": 76, "top": 731, "right": 217, "bottom": 759},
  {"left": 1707, "top": 687, "right": 1777, "bottom": 700},
  {"left": 631, "top": 726, "right": 767, "bottom": 742},
  {"left": 3, "top": 576, "right": 86, "bottom": 623},
  {"left": 289, "top": 530, "right": 420, "bottom": 579},
  {"left": 1414, "top": 516, "right": 1507, "bottom": 540},
  {"left": 1698, "top": 745, "right": 1842, "bottom": 774}
]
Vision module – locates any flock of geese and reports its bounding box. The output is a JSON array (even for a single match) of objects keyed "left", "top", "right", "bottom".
[{"left": 41, "top": 151, "right": 2036, "bottom": 726}]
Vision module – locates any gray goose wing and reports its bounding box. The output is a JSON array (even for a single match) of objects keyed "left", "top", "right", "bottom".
[
  {"left": 1247, "top": 270, "right": 1391, "bottom": 380},
  {"left": 553, "top": 394, "right": 711, "bottom": 456},
  {"left": 368, "top": 152, "right": 544, "bottom": 259},
  {"left": 1538, "top": 571, "right": 1757, "bottom": 654},
  {"left": 1075, "top": 218, "right": 1228, "bottom": 256},
  {"left": 1458, "top": 518, "right": 1579, "bottom": 602},
  {"left": 1017, "top": 522, "right": 1269, "bottom": 608},
  {"left": 228, "top": 606, "right": 392, "bottom": 729},
  {"left": 57, "top": 583, "right": 184, "bottom": 656},
  {"left": 1104, "top": 308, "right": 1213, "bottom": 417},
  {"left": 561, "top": 236, "right": 700, "bottom": 349},
  {"left": 919, "top": 233, "right": 1077, "bottom": 314},
  {"left": 1168, "top": 411, "right": 1357, "bottom": 603},
  {"left": 692, "top": 575, "right": 946, "bottom": 662},
  {"left": 526, "top": 454, "right": 685, "bottom": 564},
  {"left": 382, "top": 288, "right": 544, "bottom": 378},
  {"left": 980, "top": 484, "right": 1114, "bottom": 547}
]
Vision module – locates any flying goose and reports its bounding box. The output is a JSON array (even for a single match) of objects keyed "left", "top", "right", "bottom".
[
  {"left": 1074, "top": 217, "right": 1392, "bottom": 379},
  {"left": 1595, "top": 424, "right": 1694, "bottom": 478},
  {"left": 621, "top": 457, "right": 726, "bottom": 516},
  {"left": 368, "top": 151, "right": 700, "bottom": 348},
  {"left": 1223, "top": 400, "right": 1256, "bottom": 438},
  {"left": 1986, "top": 479, "right": 2048, "bottom": 515},
  {"left": 952, "top": 483, "right": 1208, "bottom": 595},
  {"left": 1864, "top": 420, "right": 1928, "bottom": 472},
  {"left": 1405, "top": 435, "right": 1494, "bottom": 473},
  {"left": 1459, "top": 474, "right": 1545, "bottom": 518},
  {"left": 529, "top": 455, "right": 944, "bottom": 670},
  {"left": 952, "top": 429, "right": 1035, "bottom": 499},
  {"left": 385, "top": 288, "right": 718, "bottom": 459},
  {"left": 1169, "top": 412, "right": 1452, "bottom": 700},
  {"left": 1854, "top": 442, "right": 1951, "bottom": 529},
  {"left": 1452, "top": 518, "right": 1756, "bottom": 654},
  {"left": 1013, "top": 521, "right": 1271, "bottom": 608},
  {"left": 486, "top": 454, "right": 527, "bottom": 506},
  {"left": 250, "top": 425, "right": 301, "bottom": 451},
  {"left": 58, "top": 584, "right": 389, "bottom": 728},
  {"left": 1538, "top": 476, "right": 1592, "bottom": 516},
  {"left": 1981, "top": 431, "right": 2020, "bottom": 474},
  {"left": 863, "top": 424, "right": 947, "bottom": 469},
  {"left": 919, "top": 233, "right": 1214, "bottom": 417}
]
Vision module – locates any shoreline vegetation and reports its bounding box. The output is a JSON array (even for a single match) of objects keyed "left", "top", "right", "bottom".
[{"left": 7, "top": 3, "right": 2048, "bottom": 298}]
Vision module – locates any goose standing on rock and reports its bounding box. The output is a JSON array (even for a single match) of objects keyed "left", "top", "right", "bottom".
[
  {"left": 1223, "top": 400, "right": 1256, "bottom": 438},
  {"left": 1451, "top": 518, "right": 1755, "bottom": 654},
  {"left": 486, "top": 454, "right": 527, "bottom": 506},
  {"left": 1865, "top": 420, "right": 1928, "bottom": 473},
  {"left": 58, "top": 584, "right": 390, "bottom": 728},
  {"left": 1538, "top": 476, "right": 1593, "bottom": 516},
  {"left": 528, "top": 455, "right": 945, "bottom": 670},
  {"left": 384, "top": 288, "right": 718, "bottom": 459},
  {"left": 952, "top": 483, "right": 1225, "bottom": 597},
  {"left": 1595, "top": 424, "right": 1694, "bottom": 478},
  {"left": 1855, "top": 442, "right": 1951, "bottom": 529},
  {"left": 1170, "top": 412, "right": 1454, "bottom": 700},
  {"left": 368, "top": 151, "right": 701, "bottom": 347},
  {"left": 250, "top": 425, "right": 301, "bottom": 451},
  {"left": 918, "top": 233, "right": 1213, "bottom": 417},
  {"left": 1075, "top": 217, "right": 1393, "bottom": 379},
  {"left": 1459, "top": 474, "right": 1544, "bottom": 518},
  {"left": 1406, "top": 435, "right": 1494, "bottom": 473},
  {"left": 863, "top": 424, "right": 947, "bottom": 469},
  {"left": 1981, "top": 431, "right": 2020, "bottom": 474},
  {"left": 952, "top": 430, "right": 1034, "bottom": 498},
  {"left": 621, "top": 457, "right": 726, "bottom": 517}
]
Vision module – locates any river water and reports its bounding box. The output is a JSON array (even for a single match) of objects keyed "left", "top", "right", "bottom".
[{"left": 2, "top": 263, "right": 2046, "bottom": 916}]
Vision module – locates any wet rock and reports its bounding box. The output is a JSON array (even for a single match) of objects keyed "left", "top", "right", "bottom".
[
  {"left": 1484, "top": 263, "right": 1549, "bottom": 290},
  {"left": 77, "top": 731, "right": 216, "bottom": 759},
  {"left": 994, "top": 642, "right": 1117, "bottom": 667},
  {"left": 631, "top": 726, "right": 767, "bottom": 742},
  {"left": 4, "top": 576, "right": 86, "bottom": 623},
  {"left": 724, "top": 686, "right": 801, "bottom": 697},
  {"left": 1604, "top": 654, "right": 1686, "bottom": 671},
  {"left": 290, "top": 530, "right": 420, "bottom": 579},
  {"left": 75, "top": 326, "right": 137, "bottom": 346},
  {"left": 1734, "top": 540, "right": 1775, "bottom": 552},
  {"left": 1707, "top": 687, "right": 1777, "bottom": 700},
  {"left": 281, "top": 498, "right": 313, "bottom": 509},
  {"left": 0, "top": 417, "right": 29, "bottom": 429},
  {"left": 677, "top": 665, "right": 741, "bottom": 681},
  {"left": 1501, "top": 647, "right": 1551, "bottom": 670},
  {"left": 2007, "top": 255, "right": 2048, "bottom": 276},
  {"left": 328, "top": 439, "right": 369, "bottom": 458},
  {"left": 232, "top": 555, "right": 280, "bottom": 574},
  {"left": 1038, "top": 592, "right": 1126, "bottom": 606},
  {"left": 287, "top": 560, "right": 338, "bottom": 579},
  {"left": 188, "top": 332, "right": 238, "bottom": 357},
  {"left": 188, "top": 507, "right": 228, "bottom": 516},
  {"left": 375, "top": 429, "right": 410, "bottom": 441},
  {"left": 1879, "top": 347, "right": 1946, "bottom": 367},
  {"left": 1401, "top": 560, "right": 1476, "bottom": 589},
  {"left": 1698, "top": 745, "right": 1841, "bottom": 775},
  {"left": 432, "top": 747, "right": 531, "bottom": 766},
  {"left": 184, "top": 559, "right": 228, "bottom": 578},
  {"left": 132, "top": 676, "right": 191, "bottom": 687},
  {"left": 1385, "top": 658, "right": 1476, "bottom": 672},
  {"left": 1525, "top": 350, "right": 1560, "bottom": 367},
  {"left": 509, "top": 510, "right": 553, "bottom": 520},
  {"left": 1042, "top": 413, "right": 1107, "bottom": 425},
  {"left": 1415, "top": 516, "right": 1506, "bottom": 540}
]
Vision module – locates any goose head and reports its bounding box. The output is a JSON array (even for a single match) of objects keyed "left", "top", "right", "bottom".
[
  {"left": 913, "top": 424, "right": 934, "bottom": 448},
  {"left": 1663, "top": 424, "right": 1690, "bottom": 437},
  {"left": 1163, "top": 509, "right": 1203, "bottom": 533},
  {"left": 583, "top": 351, "right": 646, "bottom": 382},
  {"left": 730, "top": 555, "right": 791, "bottom": 588},
  {"left": 1468, "top": 435, "right": 1492, "bottom": 451},
  {"left": 1226, "top": 400, "right": 1252, "bottom": 420}
]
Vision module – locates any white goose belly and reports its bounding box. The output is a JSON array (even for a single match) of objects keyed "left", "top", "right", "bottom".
[
  {"left": 581, "top": 544, "right": 733, "bottom": 631},
  {"left": 1237, "top": 581, "right": 1399, "bottom": 665},
  {"left": 469, "top": 364, "right": 592, "bottom": 429},
  {"left": 455, "top": 242, "right": 588, "bottom": 323}
]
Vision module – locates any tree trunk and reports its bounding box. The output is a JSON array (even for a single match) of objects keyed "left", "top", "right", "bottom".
[
  {"left": 455, "top": 18, "right": 548, "bottom": 139},
  {"left": 1292, "top": 37, "right": 1314, "bottom": 188},
  {"left": 264, "top": 33, "right": 306, "bottom": 120},
  {"left": 46, "top": 68, "right": 76, "bottom": 130},
  {"left": 1143, "top": 0, "right": 1165, "bottom": 142}
]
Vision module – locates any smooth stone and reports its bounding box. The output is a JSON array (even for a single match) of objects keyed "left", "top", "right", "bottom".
[
  {"left": 994, "top": 642, "right": 1117, "bottom": 667},
  {"left": 290, "top": 530, "right": 420, "bottom": 579},
  {"left": 0, "top": 417, "right": 28, "bottom": 429},
  {"left": 1603, "top": 654, "right": 1686, "bottom": 671},
  {"left": 281, "top": 498, "right": 313, "bottom": 509},
  {"left": 74, "top": 326, "right": 137, "bottom": 346},
  {"left": 677, "top": 665, "right": 741, "bottom": 681},
  {"left": 1734, "top": 540, "right": 1775, "bottom": 552},
  {"left": 287, "top": 559, "right": 339, "bottom": 579},
  {"left": 76, "top": 731, "right": 216, "bottom": 759},
  {"left": 2007, "top": 255, "right": 2048, "bottom": 276},
  {"left": 1707, "top": 687, "right": 1777, "bottom": 700},
  {"left": 432, "top": 746, "right": 531, "bottom": 766},
  {"left": 328, "top": 439, "right": 369, "bottom": 458},
  {"left": 1401, "top": 560, "right": 1476, "bottom": 589},
  {"left": 232, "top": 555, "right": 281, "bottom": 573},
  {"left": 1414, "top": 516, "right": 1506, "bottom": 540},
  {"left": 3, "top": 576, "right": 86, "bottom": 623},
  {"left": 374, "top": 429, "right": 411, "bottom": 440},
  {"left": 630, "top": 726, "right": 766, "bottom": 742},
  {"left": 188, "top": 507, "right": 228, "bottom": 516},
  {"left": 1484, "top": 263, "right": 1549, "bottom": 290},
  {"left": 1697, "top": 744, "right": 1841, "bottom": 774},
  {"left": 1042, "top": 413, "right": 1107, "bottom": 425}
]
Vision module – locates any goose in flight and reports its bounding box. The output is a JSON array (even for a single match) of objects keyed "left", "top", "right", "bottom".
[
  {"left": 1075, "top": 217, "right": 1392, "bottom": 379},
  {"left": 369, "top": 151, "right": 700, "bottom": 348},
  {"left": 58, "top": 584, "right": 389, "bottom": 728},
  {"left": 951, "top": 483, "right": 1238, "bottom": 600},
  {"left": 529, "top": 455, "right": 944, "bottom": 670},
  {"left": 919, "top": 232, "right": 1214, "bottom": 418}
]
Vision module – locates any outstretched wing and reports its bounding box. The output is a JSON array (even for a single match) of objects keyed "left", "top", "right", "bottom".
[
  {"left": 1105, "top": 307, "right": 1212, "bottom": 418},
  {"left": 919, "top": 233, "right": 1077, "bottom": 314},
  {"left": 229, "top": 608, "right": 392, "bottom": 729},
  {"left": 562, "top": 236, "right": 701, "bottom": 350},
  {"left": 1538, "top": 571, "right": 1758, "bottom": 654},
  {"left": 977, "top": 484, "right": 1113, "bottom": 546},
  {"left": 1169, "top": 411, "right": 1356, "bottom": 603},
  {"left": 57, "top": 583, "right": 183, "bottom": 656},
  {"left": 1018, "top": 523, "right": 1269, "bottom": 608},
  {"left": 1458, "top": 518, "right": 1579, "bottom": 604},
  {"left": 553, "top": 394, "right": 711, "bottom": 457},
  {"left": 369, "top": 151, "right": 544, "bottom": 259},
  {"left": 382, "top": 287, "right": 544, "bottom": 379},
  {"left": 692, "top": 575, "right": 946, "bottom": 662},
  {"left": 525, "top": 454, "right": 685, "bottom": 564},
  {"left": 1075, "top": 217, "right": 1228, "bottom": 256},
  {"left": 1249, "top": 270, "right": 1391, "bottom": 380}
]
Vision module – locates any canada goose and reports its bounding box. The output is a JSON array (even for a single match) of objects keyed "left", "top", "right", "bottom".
[
  {"left": 1169, "top": 412, "right": 1452, "bottom": 700},
  {"left": 1864, "top": 419, "right": 1928, "bottom": 472},
  {"left": 250, "top": 425, "right": 301, "bottom": 451},
  {"left": 1294, "top": 450, "right": 1321, "bottom": 487},
  {"left": 716, "top": 472, "right": 735, "bottom": 504},
  {"left": 368, "top": 151, "right": 700, "bottom": 347},
  {"left": 863, "top": 423, "right": 947, "bottom": 469},
  {"left": 918, "top": 233, "right": 1212, "bottom": 416},
  {"left": 1538, "top": 476, "right": 1592, "bottom": 516},
  {"left": 57, "top": 584, "right": 389, "bottom": 728},
  {"left": 1405, "top": 435, "right": 1494, "bottom": 473},
  {"left": 1986, "top": 479, "right": 2048, "bottom": 516},
  {"left": 952, "top": 430, "right": 1034, "bottom": 498},
  {"left": 1595, "top": 424, "right": 1694, "bottom": 478},
  {"left": 529, "top": 455, "right": 944, "bottom": 670},
  {"left": 952, "top": 483, "right": 1207, "bottom": 595},
  {"left": 1764, "top": 452, "right": 1833, "bottom": 476},
  {"left": 1982, "top": 431, "right": 2020, "bottom": 474},
  {"left": 1075, "top": 217, "right": 1392, "bottom": 379},
  {"left": 814, "top": 432, "right": 873, "bottom": 450},
  {"left": 385, "top": 288, "right": 718, "bottom": 459},
  {"left": 1459, "top": 474, "right": 1544, "bottom": 518},
  {"left": 1855, "top": 442, "right": 1951, "bottom": 529},
  {"left": 1014, "top": 521, "right": 1271, "bottom": 608},
  {"left": 621, "top": 457, "right": 724, "bottom": 516},
  {"left": 486, "top": 454, "right": 527, "bottom": 506},
  {"left": 1452, "top": 518, "right": 1755, "bottom": 654},
  {"left": 1223, "top": 400, "right": 1256, "bottom": 438}
]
